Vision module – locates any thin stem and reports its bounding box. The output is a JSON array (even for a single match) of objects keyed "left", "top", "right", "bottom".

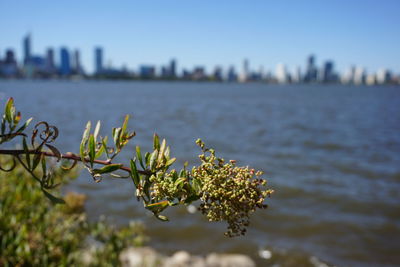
[{"left": 0, "top": 149, "right": 152, "bottom": 176}]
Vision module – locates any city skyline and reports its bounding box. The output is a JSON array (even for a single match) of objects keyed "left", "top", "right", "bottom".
[
  {"left": 0, "top": 32, "right": 397, "bottom": 86},
  {"left": 1, "top": 0, "right": 400, "bottom": 74}
]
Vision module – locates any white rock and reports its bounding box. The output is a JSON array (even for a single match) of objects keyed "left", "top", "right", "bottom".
[
  {"left": 163, "top": 251, "right": 206, "bottom": 267},
  {"left": 120, "top": 247, "right": 164, "bottom": 267},
  {"left": 206, "top": 253, "right": 255, "bottom": 267}
]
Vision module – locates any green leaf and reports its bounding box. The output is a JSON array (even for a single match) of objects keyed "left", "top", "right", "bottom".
[
  {"left": 42, "top": 189, "right": 65, "bottom": 204},
  {"left": 149, "top": 149, "right": 158, "bottom": 170},
  {"left": 165, "top": 158, "right": 176, "bottom": 168},
  {"left": 121, "top": 115, "right": 129, "bottom": 135},
  {"left": 136, "top": 146, "right": 145, "bottom": 170},
  {"left": 145, "top": 200, "right": 169, "bottom": 214},
  {"left": 88, "top": 134, "right": 95, "bottom": 164},
  {"left": 145, "top": 152, "right": 151, "bottom": 167},
  {"left": 4, "top": 98, "right": 14, "bottom": 124},
  {"left": 80, "top": 121, "right": 91, "bottom": 162},
  {"left": 82, "top": 121, "right": 91, "bottom": 140},
  {"left": 153, "top": 134, "right": 160, "bottom": 150},
  {"left": 93, "top": 120, "right": 101, "bottom": 141},
  {"left": 130, "top": 159, "right": 140, "bottom": 188},
  {"left": 15, "top": 117, "right": 33, "bottom": 133},
  {"left": 164, "top": 146, "right": 170, "bottom": 160},
  {"left": 113, "top": 127, "right": 122, "bottom": 148},
  {"left": 101, "top": 136, "right": 109, "bottom": 157},
  {"left": 92, "top": 164, "right": 123, "bottom": 174}
]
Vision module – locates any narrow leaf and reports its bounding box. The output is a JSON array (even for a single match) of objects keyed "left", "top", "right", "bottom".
[
  {"left": 145, "top": 200, "right": 169, "bottom": 214},
  {"left": 88, "top": 134, "right": 95, "bottom": 164},
  {"left": 153, "top": 134, "right": 160, "bottom": 150},
  {"left": 165, "top": 158, "right": 176, "bottom": 168},
  {"left": 42, "top": 189, "right": 65, "bottom": 204},
  {"left": 130, "top": 159, "right": 140, "bottom": 187},
  {"left": 92, "top": 163, "right": 123, "bottom": 174},
  {"left": 4, "top": 98, "right": 14, "bottom": 124},
  {"left": 149, "top": 149, "right": 158, "bottom": 170},
  {"left": 93, "top": 120, "right": 101, "bottom": 141},
  {"left": 136, "top": 146, "right": 145, "bottom": 170},
  {"left": 121, "top": 115, "right": 129, "bottom": 135},
  {"left": 15, "top": 117, "right": 33, "bottom": 133}
]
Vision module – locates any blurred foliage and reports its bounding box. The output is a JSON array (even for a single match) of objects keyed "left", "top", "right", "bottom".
[{"left": 0, "top": 157, "right": 147, "bottom": 266}]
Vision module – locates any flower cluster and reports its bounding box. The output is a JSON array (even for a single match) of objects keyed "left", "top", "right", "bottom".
[{"left": 192, "top": 139, "right": 273, "bottom": 237}]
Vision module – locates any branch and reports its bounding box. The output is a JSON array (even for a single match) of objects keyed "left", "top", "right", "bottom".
[{"left": 0, "top": 149, "right": 153, "bottom": 176}]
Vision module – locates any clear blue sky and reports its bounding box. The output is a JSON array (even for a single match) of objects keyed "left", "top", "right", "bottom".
[{"left": 1, "top": 0, "right": 399, "bottom": 75}]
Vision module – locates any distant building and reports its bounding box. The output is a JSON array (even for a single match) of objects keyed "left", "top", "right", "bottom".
[
  {"left": 73, "top": 49, "right": 84, "bottom": 75},
  {"left": 2, "top": 49, "right": 18, "bottom": 77},
  {"left": 192, "top": 66, "right": 206, "bottom": 80},
  {"left": 376, "top": 69, "right": 391, "bottom": 84},
  {"left": 227, "top": 66, "right": 237, "bottom": 82},
  {"left": 321, "top": 61, "right": 336, "bottom": 83},
  {"left": 213, "top": 66, "right": 223, "bottom": 81},
  {"left": 170, "top": 59, "right": 177, "bottom": 78},
  {"left": 140, "top": 65, "right": 155, "bottom": 79},
  {"left": 342, "top": 66, "right": 356, "bottom": 84},
  {"left": 304, "top": 55, "right": 318, "bottom": 82},
  {"left": 275, "top": 63, "right": 288, "bottom": 84},
  {"left": 292, "top": 66, "right": 302, "bottom": 83},
  {"left": 60, "top": 47, "right": 71, "bottom": 76},
  {"left": 95, "top": 47, "right": 103, "bottom": 74},
  {"left": 23, "top": 34, "right": 31, "bottom": 65},
  {"left": 353, "top": 67, "right": 366, "bottom": 85},
  {"left": 45, "top": 48, "right": 55, "bottom": 71},
  {"left": 239, "top": 59, "right": 249, "bottom": 82}
]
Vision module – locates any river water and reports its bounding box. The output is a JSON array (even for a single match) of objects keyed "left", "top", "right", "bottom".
[{"left": 0, "top": 81, "right": 399, "bottom": 266}]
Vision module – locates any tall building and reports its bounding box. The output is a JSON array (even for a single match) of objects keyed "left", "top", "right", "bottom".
[
  {"left": 60, "top": 47, "right": 71, "bottom": 76},
  {"left": 170, "top": 59, "right": 176, "bottom": 78},
  {"left": 239, "top": 59, "right": 249, "bottom": 82},
  {"left": 227, "top": 66, "right": 237, "bottom": 82},
  {"left": 322, "top": 61, "right": 334, "bottom": 83},
  {"left": 73, "top": 49, "right": 83, "bottom": 75},
  {"left": 275, "top": 63, "right": 288, "bottom": 84},
  {"left": 23, "top": 34, "right": 31, "bottom": 65},
  {"left": 305, "top": 55, "right": 317, "bottom": 82},
  {"left": 45, "top": 48, "right": 55, "bottom": 71},
  {"left": 213, "top": 66, "right": 223, "bottom": 81},
  {"left": 95, "top": 47, "right": 103, "bottom": 74}
]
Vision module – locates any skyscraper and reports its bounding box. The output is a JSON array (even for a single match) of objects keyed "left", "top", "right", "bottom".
[
  {"left": 95, "top": 47, "right": 103, "bottom": 74},
  {"left": 73, "top": 49, "right": 83, "bottom": 75},
  {"left": 46, "top": 48, "right": 55, "bottom": 70},
  {"left": 170, "top": 59, "right": 176, "bottom": 78},
  {"left": 239, "top": 59, "right": 249, "bottom": 82},
  {"left": 305, "top": 55, "right": 317, "bottom": 82},
  {"left": 23, "top": 34, "right": 31, "bottom": 65},
  {"left": 60, "top": 47, "right": 71, "bottom": 76},
  {"left": 322, "top": 61, "right": 334, "bottom": 83},
  {"left": 275, "top": 63, "right": 288, "bottom": 84}
]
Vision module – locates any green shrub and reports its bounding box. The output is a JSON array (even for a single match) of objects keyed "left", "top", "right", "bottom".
[{"left": 0, "top": 158, "right": 146, "bottom": 266}]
